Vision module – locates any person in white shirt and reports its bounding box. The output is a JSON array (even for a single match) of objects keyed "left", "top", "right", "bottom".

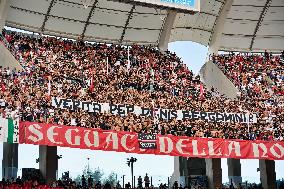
[{"left": 71, "top": 117, "right": 77, "bottom": 126}]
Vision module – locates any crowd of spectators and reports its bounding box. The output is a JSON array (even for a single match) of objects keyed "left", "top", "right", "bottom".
[
  {"left": 0, "top": 177, "right": 113, "bottom": 189},
  {"left": 0, "top": 175, "right": 159, "bottom": 189},
  {"left": 1, "top": 176, "right": 284, "bottom": 189},
  {"left": 0, "top": 29, "right": 283, "bottom": 141},
  {"left": 211, "top": 51, "right": 284, "bottom": 98},
  {"left": 0, "top": 177, "right": 61, "bottom": 189}
]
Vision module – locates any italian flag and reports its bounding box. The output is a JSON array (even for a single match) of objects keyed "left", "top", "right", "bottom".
[{"left": 0, "top": 118, "right": 20, "bottom": 143}]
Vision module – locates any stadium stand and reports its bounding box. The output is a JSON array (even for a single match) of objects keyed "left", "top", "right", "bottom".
[
  {"left": 0, "top": 29, "right": 283, "bottom": 142},
  {"left": 212, "top": 53, "right": 284, "bottom": 97}
]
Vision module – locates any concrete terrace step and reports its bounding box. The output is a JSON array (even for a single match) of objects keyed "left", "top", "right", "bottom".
[
  {"left": 199, "top": 61, "right": 239, "bottom": 99},
  {"left": 0, "top": 42, "right": 23, "bottom": 71}
]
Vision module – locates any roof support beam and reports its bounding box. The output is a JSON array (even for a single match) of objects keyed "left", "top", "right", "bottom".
[
  {"left": 81, "top": 0, "right": 98, "bottom": 39},
  {"left": 0, "top": 0, "right": 11, "bottom": 31},
  {"left": 209, "top": 0, "right": 234, "bottom": 55},
  {"left": 119, "top": 5, "right": 135, "bottom": 43},
  {"left": 249, "top": 0, "right": 272, "bottom": 51},
  {"left": 174, "top": 26, "right": 212, "bottom": 33},
  {"left": 158, "top": 10, "right": 177, "bottom": 52},
  {"left": 10, "top": 6, "right": 161, "bottom": 32},
  {"left": 40, "top": 0, "right": 56, "bottom": 33}
]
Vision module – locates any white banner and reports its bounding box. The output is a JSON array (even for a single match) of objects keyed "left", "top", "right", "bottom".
[{"left": 51, "top": 97, "right": 258, "bottom": 123}]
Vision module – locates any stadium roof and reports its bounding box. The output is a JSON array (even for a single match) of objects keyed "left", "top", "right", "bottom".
[{"left": 4, "top": 0, "right": 284, "bottom": 52}]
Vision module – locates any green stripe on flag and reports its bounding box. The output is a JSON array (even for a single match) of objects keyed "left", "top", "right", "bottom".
[{"left": 8, "top": 118, "right": 14, "bottom": 143}]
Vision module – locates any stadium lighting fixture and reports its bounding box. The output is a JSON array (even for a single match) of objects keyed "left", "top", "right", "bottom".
[
  {"left": 122, "top": 175, "right": 126, "bottom": 188},
  {"left": 87, "top": 157, "right": 90, "bottom": 174},
  {"left": 126, "top": 157, "right": 137, "bottom": 187}
]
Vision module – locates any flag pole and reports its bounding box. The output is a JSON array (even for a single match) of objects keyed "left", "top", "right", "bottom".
[
  {"left": 48, "top": 80, "right": 51, "bottom": 96},
  {"left": 106, "top": 57, "right": 109, "bottom": 75},
  {"left": 247, "top": 112, "right": 250, "bottom": 132},
  {"left": 127, "top": 46, "right": 130, "bottom": 71},
  {"left": 247, "top": 119, "right": 250, "bottom": 132}
]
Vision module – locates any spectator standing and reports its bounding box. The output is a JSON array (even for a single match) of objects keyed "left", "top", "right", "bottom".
[
  {"left": 95, "top": 181, "right": 102, "bottom": 189},
  {"left": 125, "top": 182, "right": 131, "bottom": 189},
  {"left": 88, "top": 175, "right": 93, "bottom": 187},
  {"left": 144, "top": 173, "right": 150, "bottom": 188},
  {"left": 81, "top": 175, "right": 86, "bottom": 188},
  {"left": 116, "top": 181, "right": 122, "bottom": 189},
  {"left": 15, "top": 176, "right": 22, "bottom": 185},
  {"left": 138, "top": 176, "right": 143, "bottom": 188},
  {"left": 173, "top": 181, "right": 178, "bottom": 189}
]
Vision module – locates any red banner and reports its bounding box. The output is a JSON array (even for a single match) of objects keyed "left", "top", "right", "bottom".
[{"left": 19, "top": 122, "right": 284, "bottom": 160}]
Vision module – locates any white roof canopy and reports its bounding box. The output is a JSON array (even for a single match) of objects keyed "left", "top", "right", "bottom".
[{"left": 4, "top": 0, "right": 284, "bottom": 52}]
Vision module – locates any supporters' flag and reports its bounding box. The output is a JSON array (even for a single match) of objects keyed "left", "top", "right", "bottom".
[
  {"left": 8, "top": 118, "right": 19, "bottom": 143},
  {"left": 0, "top": 118, "right": 19, "bottom": 143},
  {"left": 127, "top": 46, "right": 131, "bottom": 71},
  {"left": 89, "top": 76, "right": 94, "bottom": 92}
]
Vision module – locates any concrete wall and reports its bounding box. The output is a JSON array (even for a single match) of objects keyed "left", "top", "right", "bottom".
[
  {"left": 39, "top": 146, "right": 58, "bottom": 185},
  {"left": 2, "top": 143, "right": 18, "bottom": 179},
  {"left": 0, "top": 0, "right": 10, "bottom": 31},
  {"left": 169, "top": 157, "right": 180, "bottom": 187},
  {"left": 0, "top": 43, "right": 23, "bottom": 70},
  {"left": 259, "top": 160, "right": 276, "bottom": 189},
  {"left": 199, "top": 61, "right": 239, "bottom": 98},
  {"left": 206, "top": 159, "right": 222, "bottom": 189}
]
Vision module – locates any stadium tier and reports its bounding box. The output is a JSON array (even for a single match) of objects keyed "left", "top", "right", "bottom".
[
  {"left": 212, "top": 53, "right": 284, "bottom": 97},
  {"left": 0, "top": 30, "right": 283, "bottom": 142},
  {"left": 0, "top": 0, "right": 284, "bottom": 188}
]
